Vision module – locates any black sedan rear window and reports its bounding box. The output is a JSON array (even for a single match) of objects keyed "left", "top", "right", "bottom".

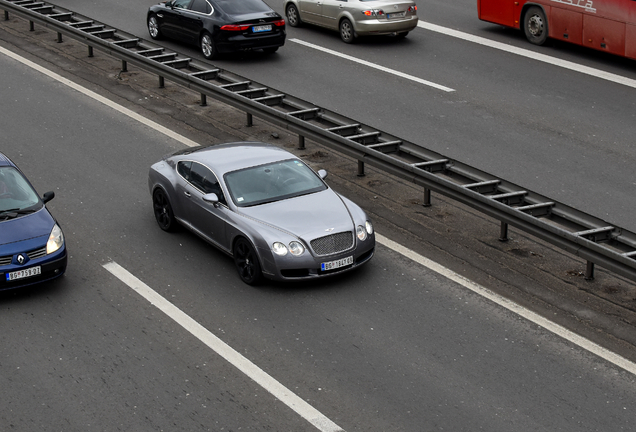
[{"left": 214, "top": 0, "right": 272, "bottom": 14}]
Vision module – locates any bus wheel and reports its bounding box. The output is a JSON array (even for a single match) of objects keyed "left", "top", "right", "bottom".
[{"left": 523, "top": 6, "right": 548, "bottom": 46}]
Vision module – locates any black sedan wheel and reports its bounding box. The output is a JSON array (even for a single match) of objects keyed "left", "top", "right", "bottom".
[
  {"left": 148, "top": 14, "right": 161, "bottom": 40},
  {"left": 233, "top": 238, "right": 262, "bottom": 285},
  {"left": 201, "top": 32, "right": 217, "bottom": 60},
  {"left": 153, "top": 188, "right": 176, "bottom": 232},
  {"left": 339, "top": 18, "right": 355, "bottom": 44},
  {"left": 286, "top": 4, "right": 302, "bottom": 27}
]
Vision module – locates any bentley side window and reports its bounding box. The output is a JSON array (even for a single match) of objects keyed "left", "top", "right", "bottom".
[
  {"left": 177, "top": 161, "right": 192, "bottom": 181},
  {"left": 190, "top": 162, "right": 226, "bottom": 205}
]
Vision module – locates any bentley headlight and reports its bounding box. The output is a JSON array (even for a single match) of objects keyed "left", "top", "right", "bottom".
[
  {"left": 272, "top": 242, "right": 288, "bottom": 256},
  {"left": 289, "top": 241, "right": 305, "bottom": 256},
  {"left": 46, "top": 224, "right": 64, "bottom": 254},
  {"left": 365, "top": 220, "right": 373, "bottom": 235},
  {"left": 356, "top": 225, "right": 367, "bottom": 241}
]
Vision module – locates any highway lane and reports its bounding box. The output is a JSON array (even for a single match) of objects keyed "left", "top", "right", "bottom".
[
  {"left": 41, "top": 0, "right": 636, "bottom": 235},
  {"left": 2, "top": 43, "right": 636, "bottom": 431}
]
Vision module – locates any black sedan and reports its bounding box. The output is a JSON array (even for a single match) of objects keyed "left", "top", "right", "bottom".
[{"left": 147, "top": 0, "right": 286, "bottom": 59}]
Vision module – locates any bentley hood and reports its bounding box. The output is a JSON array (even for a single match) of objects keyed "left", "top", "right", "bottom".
[{"left": 237, "top": 189, "right": 354, "bottom": 239}]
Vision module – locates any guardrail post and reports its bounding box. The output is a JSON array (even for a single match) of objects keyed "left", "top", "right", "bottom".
[
  {"left": 200, "top": 93, "right": 207, "bottom": 106},
  {"left": 121, "top": 60, "right": 127, "bottom": 72},
  {"left": 298, "top": 135, "right": 305, "bottom": 150},
  {"left": 158, "top": 76, "right": 164, "bottom": 88},
  {"left": 357, "top": 161, "right": 365, "bottom": 177},
  {"left": 57, "top": 32, "right": 63, "bottom": 43},
  {"left": 29, "top": 21, "right": 34, "bottom": 31},
  {"left": 423, "top": 188, "right": 431, "bottom": 207},
  {"left": 585, "top": 261, "right": 595, "bottom": 280},
  {"left": 499, "top": 221, "right": 509, "bottom": 242},
  {"left": 88, "top": 46, "right": 93, "bottom": 57},
  {"left": 246, "top": 113, "right": 253, "bottom": 127}
]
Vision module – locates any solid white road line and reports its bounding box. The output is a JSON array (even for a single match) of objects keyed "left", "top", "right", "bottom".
[
  {"left": 418, "top": 21, "right": 636, "bottom": 89},
  {"left": 376, "top": 233, "right": 636, "bottom": 376},
  {"left": 289, "top": 38, "right": 455, "bottom": 92},
  {"left": 103, "top": 262, "right": 344, "bottom": 432}
]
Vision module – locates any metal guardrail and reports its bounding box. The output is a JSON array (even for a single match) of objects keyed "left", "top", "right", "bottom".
[{"left": 3, "top": 0, "right": 636, "bottom": 282}]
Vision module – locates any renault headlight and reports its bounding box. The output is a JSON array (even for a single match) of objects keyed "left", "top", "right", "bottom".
[{"left": 46, "top": 224, "right": 64, "bottom": 254}]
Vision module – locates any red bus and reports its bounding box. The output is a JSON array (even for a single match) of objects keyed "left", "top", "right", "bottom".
[{"left": 477, "top": 0, "right": 636, "bottom": 59}]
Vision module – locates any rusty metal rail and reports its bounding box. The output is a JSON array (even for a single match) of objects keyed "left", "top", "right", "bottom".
[{"left": 3, "top": 0, "right": 636, "bottom": 282}]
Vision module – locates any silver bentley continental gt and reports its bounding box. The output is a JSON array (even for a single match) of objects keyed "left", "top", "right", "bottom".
[
  {"left": 148, "top": 143, "right": 375, "bottom": 284},
  {"left": 284, "top": 0, "right": 418, "bottom": 43}
]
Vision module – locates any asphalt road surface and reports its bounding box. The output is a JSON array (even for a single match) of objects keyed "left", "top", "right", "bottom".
[{"left": 1, "top": 14, "right": 636, "bottom": 432}]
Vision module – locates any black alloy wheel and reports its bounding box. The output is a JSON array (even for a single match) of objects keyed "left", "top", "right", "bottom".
[
  {"left": 153, "top": 188, "right": 176, "bottom": 232},
  {"left": 233, "top": 238, "right": 262, "bottom": 285}
]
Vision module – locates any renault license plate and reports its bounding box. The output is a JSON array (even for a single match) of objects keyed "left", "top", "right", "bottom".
[
  {"left": 6, "top": 266, "right": 41, "bottom": 281},
  {"left": 253, "top": 25, "right": 272, "bottom": 33},
  {"left": 321, "top": 256, "right": 353, "bottom": 271}
]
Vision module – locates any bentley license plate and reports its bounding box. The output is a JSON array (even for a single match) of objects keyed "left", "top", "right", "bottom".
[
  {"left": 321, "top": 256, "right": 353, "bottom": 271},
  {"left": 6, "top": 266, "right": 41, "bottom": 281},
  {"left": 252, "top": 25, "right": 272, "bottom": 33}
]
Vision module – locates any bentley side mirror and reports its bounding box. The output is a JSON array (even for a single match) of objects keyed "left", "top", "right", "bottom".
[{"left": 203, "top": 193, "right": 219, "bottom": 207}]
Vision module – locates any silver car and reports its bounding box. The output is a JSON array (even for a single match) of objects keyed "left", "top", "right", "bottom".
[
  {"left": 148, "top": 142, "right": 375, "bottom": 284},
  {"left": 284, "top": 0, "right": 418, "bottom": 43}
]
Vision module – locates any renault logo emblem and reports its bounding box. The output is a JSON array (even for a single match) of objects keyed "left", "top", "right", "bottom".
[{"left": 17, "top": 254, "right": 25, "bottom": 265}]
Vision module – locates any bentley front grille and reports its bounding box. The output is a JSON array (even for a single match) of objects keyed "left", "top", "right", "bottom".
[{"left": 310, "top": 231, "right": 354, "bottom": 256}]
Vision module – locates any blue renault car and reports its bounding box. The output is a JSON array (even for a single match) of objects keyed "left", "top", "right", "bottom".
[{"left": 0, "top": 152, "right": 67, "bottom": 290}]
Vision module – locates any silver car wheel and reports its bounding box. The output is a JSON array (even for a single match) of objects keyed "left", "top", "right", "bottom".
[
  {"left": 339, "top": 19, "right": 354, "bottom": 44},
  {"left": 201, "top": 33, "right": 216, "bottom": 59},
  {"left": 148, "top": 15, "right": 161, "bottom": 40},
  {"left": 286, "top": 4, "right": 301, "bottom": 27}
]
